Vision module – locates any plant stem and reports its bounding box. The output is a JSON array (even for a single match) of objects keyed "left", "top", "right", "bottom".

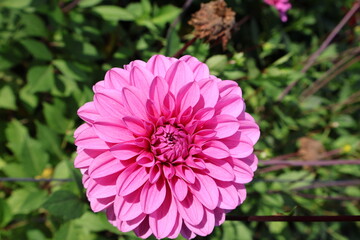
[{"left": 277, "top": 1, "right": 360, "bottom": 101}]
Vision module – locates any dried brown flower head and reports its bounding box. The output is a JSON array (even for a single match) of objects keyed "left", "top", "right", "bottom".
[{"left": 188, "top": 0, "right": 235, "bottom": 49}]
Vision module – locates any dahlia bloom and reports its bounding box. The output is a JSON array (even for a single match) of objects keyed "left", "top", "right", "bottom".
[
  {"left": 264, "top": 0, "right": 292, "bottom": 22},
  {"left": 74, "top": 55, "right": 260, "bottom": 239}
]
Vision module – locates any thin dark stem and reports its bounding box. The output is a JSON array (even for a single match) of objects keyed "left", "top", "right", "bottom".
[
  {"left": 173, "top": 37, "right": 198, "bottom": 58},
  {"left": 294, "top": 193, "right": 360, "bottom": 201},
  {"left": 226, "top": 215, "right": 360, "bottom": 222},
  {"left": 260, "top": 159, "right": 360, "bottom": 166},
  {"left": 62, "top": 0, "right": 81, "bottom": 13},
  {"left": 0, "top": 177, "right": 72, "bottom": 182},
  {"left": 300, "top": 55, "right": 360, "bottom": 100},
  {"left": 277, "top": 1, "right": 360, "bottom": 101},
  {"left": 291, "top": 179, "right": 360, "bottom": 191}
]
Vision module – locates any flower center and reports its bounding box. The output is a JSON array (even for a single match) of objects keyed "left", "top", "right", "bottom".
[{"left": 151, "top": 124, "right": 190, "bottom": 162}]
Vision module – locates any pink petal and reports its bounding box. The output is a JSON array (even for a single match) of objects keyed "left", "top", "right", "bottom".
[
  {"left": 129, "top": 66, "right": 154, "bottom": 92},
  {"left": 193, "top": 107, "right": 215, "bottom": 122},
  {"left": 199, "top": 79, "right": 219, "bottom": 108},
  {"left": 215, "top": 94, "right": 244, "bottom": 118},
  {"left": 124, "top": 59, "right": 146, "bottom": 70},
  {"left": 122, "top": 87, "right": 148, "bottom": 120},
  {"left": 184, "top": 208, "right": 215, "bottom": 236},
  {"left": 218, "top": 80, "right": 242, "bottom": 98},
  {"left": 170, "top": 177, "right": 188, "bottom": 201},
  {"left": 87, "top": 178, "right": 116, "bottom": 198},
  {"left": 216, "top": 181, "right": 239, "bottom": 209},
  {"left": 204, "top": 160, "right": 235, "bottom": 181},
  {"left": 165, "top": 61, "right": 194, "bottom": 96},
  {"left": 167, "top": 213, "right": 182, "bottom": 239},
  {"left": 122, "top": 116, "right": 148, "bottom": 136},
  {"left": 74, "top": 149, "right": 92, "bottom": 168},
  {"left": 176, "top": 82, "right": 200, "bottom": 113},
  {"left": 146, "top": 55, "right": 172, "bottom": 77},
  {"left": 176, "top": 194, "right": 204, "bottom": 226},
  {"left": 93, "top": 116, "right": 134, "bottom": 143},
  {"left": 118, "top": 213, "right": 146, "bottom": 232},
  {"left": 134, "top": 216, "right": 152, "bottom": 239},
  {"left": 77, "top": 102, "right": 99, "bottom": 123},
  {"left": 140, "top": 178, "right": 166, "bottom": 214},
  {"left": 149, "top": 164, "right": 161, "bottom": 183},
  {"left": 75, "top": 126, "right": 109, "bottom": 150},
  {"left": 238, "top": 119, "right": 260, "bottom": 144},
  {"left": 202, "top": 140, "right": 230, "bottom": 159},
  {"left": 94, "top": 89, "right": 127, "bottom": 119},
  {"left": 104, "top": 67, "right": 130, "bottom": 89},
  {"left": 180, "top": 224, "right": 196, "bottom": 240},
  {"left": 175, "top": 165, "right": 196, "bottom": 184},
  {"left": 114, "top": 191, "right": 143, "bottom": 221},
  {"left": 116, "top": 164, "right": 148, "bottom": 196},
  {"left": 149, "top": 76, "right": 169, "bottom": 113},
  {"left": 149, "top": 195, "right": 178, "bottom": 239},
  {"left": 110, "top": 143, "right": 142, "bottom": 160},
  {"left": 214, "top": 208, "right": 226, "bottom": 226},
  {"left": 193, "top": 63, "right": 210, "bottom": 80},
  {"left": 89, "top": 196, "right": 114, "bottom": 212},
  {"left": 189, "top": 173, "right": 219, "bottom": 210},
  {"left": 234, "top": 183, "right": 247, "bottom": 203},
  {"left": 239, "top": 153, "right": 258, "bottom": 171},
  {"left": 222, "top": 132, "right": 254, "bottom": 158},
  {"left": 204, "top": 115, "right": 240, "bottom": 139},
  {"left": 74, "top": 123, "right": 89, "bottom": 138},
  {"left": 88, "top": 151, "right": 127, "bottom": 179},
  {"left": 136, "top": 151, "right": 155, "bottom": 167},
  {"left": 233, "top": 160, "right": 254, "bottom": 184}
]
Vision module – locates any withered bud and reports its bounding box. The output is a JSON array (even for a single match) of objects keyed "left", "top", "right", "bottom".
[{"left": 188, "top": 0, "right": 235, "bottom": 49}]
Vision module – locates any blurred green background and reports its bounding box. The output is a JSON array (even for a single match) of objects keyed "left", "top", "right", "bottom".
[{"left": 0, "top": 0, "right": 359, "bottom": 239}]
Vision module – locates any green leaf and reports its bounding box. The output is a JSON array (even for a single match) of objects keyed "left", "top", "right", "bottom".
[
  {"left": 92, "top": 6, "right": 135, "bottom": 21},
  {"left": 78, "top": 0, "right": 103, "bottom": 8},
  {"left": 35, "top": 121, "right": 63, "bottom": 160},
  {"left": 0, "top": 0, "right": 32, "bottom": 8},
  {"left": 43, "top": 102, "right": 73, "bottom": 134},
  {"left": 152, "top": 5, "right": 180, "bottom": 25},
  {"left": 27, "top": 65, "right": 55, "bottom": 93},
  {"left": 19, "top": 137, "right": 49, "bottom": 176},
  {"left": 0, "top": 86, "right": 17, "bottom": 110},
  {"left": 20, "top": 14, "right": 48, "bottom": 37},
  {"left": 54, "top": 221, "right": 92, "bottom": 240},
  {"left": 5, "top": 119, "right": 29, "bottom": 158},
  {"left": 53, "top": 60, "right": 87, "bottom": 82},
  {"left": 7, "top": 188, "right": 47, "bottom": 214},
  {"left": 43, "top": 190, "right": 86, "bottom": 221},
  {"left": 206, "top": 55, "right": 228, "bottom": 74},
  {"left": 0, "top": 198, "right": 12, "bottom": 227},
  {"left": 75, "top": 212, "right": 117, "bottom": 233},
  {"left": 19, "top": 39, "right": 53, "bottom": 61}
]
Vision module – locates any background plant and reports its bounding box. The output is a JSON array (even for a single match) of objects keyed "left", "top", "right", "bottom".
[{"left": 0, "top": 0, "right": 359, "bottom": 239}]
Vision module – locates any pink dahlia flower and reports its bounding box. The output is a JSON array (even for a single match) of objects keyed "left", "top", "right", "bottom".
[
  {"left": 264, "top": 0, "right": 292, "bottom": 22},
  {"left": 74, "top": 55, "right": 260, "bottom": 239}
]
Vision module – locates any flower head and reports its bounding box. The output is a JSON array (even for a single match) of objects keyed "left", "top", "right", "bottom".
[
  {"left": 74, "top": 55, "right": 260, "bottom": 239},
  {"left": 264, "top": 0, "right": 292, "bottom": 22}
]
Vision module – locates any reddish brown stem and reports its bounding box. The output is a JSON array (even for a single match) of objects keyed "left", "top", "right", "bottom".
[
  {"left": 277, "top": 1, "right": 360, "bottom": 101},
  {"left": 173, "top": 37, "right": 198, "bottom": 58}
]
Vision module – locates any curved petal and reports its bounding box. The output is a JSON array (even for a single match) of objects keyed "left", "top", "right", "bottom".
[
  {"left": 116, "top": 164, "right": 148, "bottom": 196},
  {"left": 216, "top": 181, "right": 239, "bottom": 209},
  {"left": 129, "top": 66, "right": 154, "bottom": 93},
  {"left": 199, "top": 79, "right": 219, "bottom": 108},
  {"left": 140, "top": 178, "right": 166, "bottom": 214},
  {"left": 189, "top": 173, "right": 219, "bottom": 210},
  {"left": 149, "top": 194, "right": 178, "bottom": 239},
  {"left": 77, "top": 102, "right": 99, "bottom": 123},
  {"left": 88, "top": 151, "right": 128, "bottom": 179},
  {"left": 146, "top": 55, "right": 172, "bottom": 77},
  {"left": 114, "top": 190, "right": 143, "bottom": 221},
  {"left": 122, "top": 87, "right": 148, "bottom": 120},
  {"left": 93, "top": 116, "right": 134, "bottom": 143},
  {"left": 75, "top": 126, "right": 109, "bottom": 150},
  {"left": 176, "top": 193, "right": 204, "bottom": 226},
  {"left": 94, "top": 89, "right": 127, "bottom": 119},
  {"left": 204, "top": 160, "right": 235, "bottom": 182},
  {"left": 104, "top": 67, "right": 130, "bottom": 89},
  {"left": 165, "top": 61, "right": 194, "bottom": 96},
  {"left": 215, "top": 94, "right": 244, "bottom": 118},
  {"left": 169, "top": 176, "right": 188, "bottom": 201},
  {"left": 110, "top": 143, "right": 142, "bottom": 160}
]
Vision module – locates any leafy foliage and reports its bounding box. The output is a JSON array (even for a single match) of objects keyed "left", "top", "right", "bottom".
[{"left": 0, "top": 0, "right": 359, "bottom": 239}]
